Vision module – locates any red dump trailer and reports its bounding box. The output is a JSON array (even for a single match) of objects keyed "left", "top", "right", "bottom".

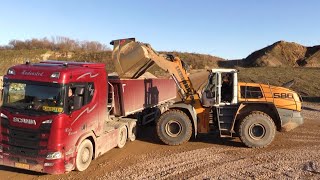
[
  {"left": 109, "top": 77, "right": 176, "bottom": 116},
  {"left": 0, "top": 60, "right": 176, "bottom": 174}
]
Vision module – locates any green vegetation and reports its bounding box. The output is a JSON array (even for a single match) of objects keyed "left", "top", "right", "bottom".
[
  {"left": 0, "top": 49, "right": 223, "bottom": 76},
  {"left": 0, "top": 49, "right": 47, "bottom": 73}
]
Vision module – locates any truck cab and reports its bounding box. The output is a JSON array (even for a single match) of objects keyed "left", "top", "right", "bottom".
[{"left": 0, "top": 61, "right": 134, "bottom": 174}]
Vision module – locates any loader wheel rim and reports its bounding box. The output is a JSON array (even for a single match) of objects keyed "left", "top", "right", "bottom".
[
  {"left": 165, "top": 120, "right": 182, "bottom": 137},
  {"left": 249, "top": 123, "right": 266, "bottom": 140}
]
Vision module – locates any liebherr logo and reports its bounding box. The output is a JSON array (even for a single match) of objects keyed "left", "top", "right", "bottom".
[{"left": 13, "top": 117, "right": 37, "bottom": 125}]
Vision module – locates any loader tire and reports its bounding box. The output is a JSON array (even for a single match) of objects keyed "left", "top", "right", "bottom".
[
  {"left": 156, "top": 109, "right": 192, "bottom": 146},
  {"left": 75, "top": 139, "right": 93, "bottom": 171},
  {"left": 239, "top": 111, "right": 276, "bottom": 148}
]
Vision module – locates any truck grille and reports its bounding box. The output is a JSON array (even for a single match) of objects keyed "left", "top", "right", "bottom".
[{"left": 1, "top": 125, "right": 49, "bottom": 157}]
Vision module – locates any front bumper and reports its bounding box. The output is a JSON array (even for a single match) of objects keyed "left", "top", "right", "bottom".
[
  {"left": 277, "top": 108, "right": 304, "bottom": 132},
  {"left": 0, "top": 152, "right": 72, "bottom": 174}
]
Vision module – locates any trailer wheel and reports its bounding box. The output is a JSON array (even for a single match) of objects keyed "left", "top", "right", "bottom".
[
  {"left": 117, "top": 125, "right": 127, "bottom": 148},
  {"left": 75, "top": 139, "right": 93, "bottom": 171},
  {"left": 128, "top": 121, "right": 137, "bottom": 141},
  {"left": 239, "top": 111, "right": 276, "bottom": 148},
  {"left": 156, "top": 109, "right": 192, "bottom": 146}
]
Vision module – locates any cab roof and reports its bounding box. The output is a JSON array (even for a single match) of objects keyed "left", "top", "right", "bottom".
[
  {"left": 38, "top": 60, "right": 105, "bottom": 69},
  {"left": 5, "top": 60, "right": 106, "bottom": 84}
]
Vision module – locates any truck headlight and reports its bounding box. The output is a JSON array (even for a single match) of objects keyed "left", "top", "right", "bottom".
[
  {"left": 40, "top": 119, "right": 53, "bottom": 131},
  {"left": 46, "top": 152, "right": 62, "bottom": 160}
]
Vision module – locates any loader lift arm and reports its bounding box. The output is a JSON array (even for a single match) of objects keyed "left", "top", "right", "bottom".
[
  {"left": 111, "top": 38, "right": 194, "bottom": 101},
  {"left": 110, "top": 38, "right": 209, "bottom": 133}
]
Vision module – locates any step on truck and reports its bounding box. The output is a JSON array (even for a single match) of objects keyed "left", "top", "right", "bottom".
[
  {"left": 0, "top": 61, "right": 176, "bottom": 174},
  {"left": 111, "top": 38, "right": 304, "bottom": 148}
]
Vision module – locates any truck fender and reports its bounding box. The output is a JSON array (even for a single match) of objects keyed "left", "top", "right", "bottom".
[
  {"left": 169, "top": 103, "right": 198, "bottom": 137},
  {"left": 74, "top": 131, "right": 97, "bottom": 159}
]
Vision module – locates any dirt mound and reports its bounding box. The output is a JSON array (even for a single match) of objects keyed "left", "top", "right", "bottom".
[
  {"left": 138, "top": 72, "right": 158, "bottom": 79},
  {"left": 298, "top": 45, "right": 320, "bottom": 67},
  {"left": 244, "top": 41, "right": 307, "bottom": 67},
  {"left": 244, "top": 41, "right": 320, "bottom": 67}
]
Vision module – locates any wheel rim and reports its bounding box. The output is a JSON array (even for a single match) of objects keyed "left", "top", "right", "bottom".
[
  {"left": 120, "top": 130, "right": 124, "bottom": 142},
  {"left": 165, "top": 120, "right": 182, "bottom": 137},
  {"left": 249, "top": 123, "right": 266, "bottom": 140},
  {"left": 81, "top": 147, "right": 90, "bottom": 163}
]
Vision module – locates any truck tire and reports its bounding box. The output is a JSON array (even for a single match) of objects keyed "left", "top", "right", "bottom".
[
  {"left": 239, "top": 111, "right": 276, "bottom": 148},
  {"left": 156, "top": 109, "right": 192, "bottom": 146},
  {"left": 75, "top": 139, "right": 93, "bottom": 171},
  {"left": 117, "top": 125, "right": 127, "bottom": 148},
  {"left": 128, "top": 121, "right": 137, "bottom": 141}
]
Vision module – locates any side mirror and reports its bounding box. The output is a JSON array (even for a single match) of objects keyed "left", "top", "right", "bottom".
[{"left": 73, "top": 96, "right": 83, "bottom": 110}]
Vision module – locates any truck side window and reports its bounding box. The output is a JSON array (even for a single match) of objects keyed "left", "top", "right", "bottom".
[{"left": 68, "top": 82, "right": 95, "bottom": 112}]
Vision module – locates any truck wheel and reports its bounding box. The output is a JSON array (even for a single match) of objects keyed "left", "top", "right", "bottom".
[
  {"left": 128, "top": 121, "right": 137, "bottom": 141},
  {"left": 75, "top": 139, "right": 93, "bottom": 171},
  {"left": 156, "top": 109, "right": 192, "bottom": 146},
  {"left": 239, "top": 111, "right": 276, "bottom": 148},
  {"left": 117, "top": 125, "right": 127, "bottom": 148}
]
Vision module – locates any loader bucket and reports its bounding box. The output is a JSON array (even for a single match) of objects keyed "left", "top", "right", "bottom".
[{"left": 110, "top": 38, "right": 155, "bottom": 78}]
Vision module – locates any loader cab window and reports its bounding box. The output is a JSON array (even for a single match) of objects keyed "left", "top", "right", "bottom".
[
  {"left": 202, "top": 73, "right": 218, "bottom": 107},
  {"left": 202, "top": 72, "right": 235, "bottom": 106},
  {"left": 240, "top": 86, "right": 263, "bottom": 99},
  {"left": 221, "top": 73, "right": 233, "bottom": 103},
  {"left": 67, "top": 82, "right": 95, "bottom": 112}
]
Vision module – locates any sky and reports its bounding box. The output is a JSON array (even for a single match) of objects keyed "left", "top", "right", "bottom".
[{"left": 0, "top": 0, "right": 320, "bottom": 59}]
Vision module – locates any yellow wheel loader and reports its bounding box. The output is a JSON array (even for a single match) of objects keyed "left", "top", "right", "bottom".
[{"left": 110, "top": 38, "right": 303, "bottom": 148}]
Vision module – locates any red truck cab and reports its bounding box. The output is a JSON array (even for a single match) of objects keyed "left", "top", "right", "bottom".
[{"left": 0, "top": 61, "right": 134, "bottom": 174}]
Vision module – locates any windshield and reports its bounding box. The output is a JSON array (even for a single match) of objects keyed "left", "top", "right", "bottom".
[{"left": 2, "top": 80, "right": 65, "bottom": 114}]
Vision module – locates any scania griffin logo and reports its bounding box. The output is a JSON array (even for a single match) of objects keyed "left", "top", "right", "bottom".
[{"left": 13, "top": 117, "right": 36, "bottom": 125}]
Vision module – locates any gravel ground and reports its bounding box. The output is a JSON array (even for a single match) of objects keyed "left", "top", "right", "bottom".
[{"left": 96, "top": 103, "right": 320, "bottom": 180}]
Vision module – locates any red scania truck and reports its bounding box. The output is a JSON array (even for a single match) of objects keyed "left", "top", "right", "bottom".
[{"left": 0, "top": 60, "right": 176, "bottom": 174}]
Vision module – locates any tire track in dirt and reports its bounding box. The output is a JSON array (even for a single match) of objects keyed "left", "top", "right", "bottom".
[{"left": 100, "top": 145, "right": 320, "bottom": 180}]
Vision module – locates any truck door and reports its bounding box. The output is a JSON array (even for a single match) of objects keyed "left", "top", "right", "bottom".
[{"left": 67, "top": 82, "right": 99, "bottom": 134}]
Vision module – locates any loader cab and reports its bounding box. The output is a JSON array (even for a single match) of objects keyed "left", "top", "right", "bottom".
[{"left": 202, "top": 69, "right": 238, "bottom": 107}]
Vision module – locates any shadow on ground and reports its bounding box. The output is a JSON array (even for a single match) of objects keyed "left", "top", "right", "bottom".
[
  {"left": 0, "top": 165, "right": 44, "bottom": 176},
  {"left": 136, "top": 125, "right": 245, "bottom": 148}
]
